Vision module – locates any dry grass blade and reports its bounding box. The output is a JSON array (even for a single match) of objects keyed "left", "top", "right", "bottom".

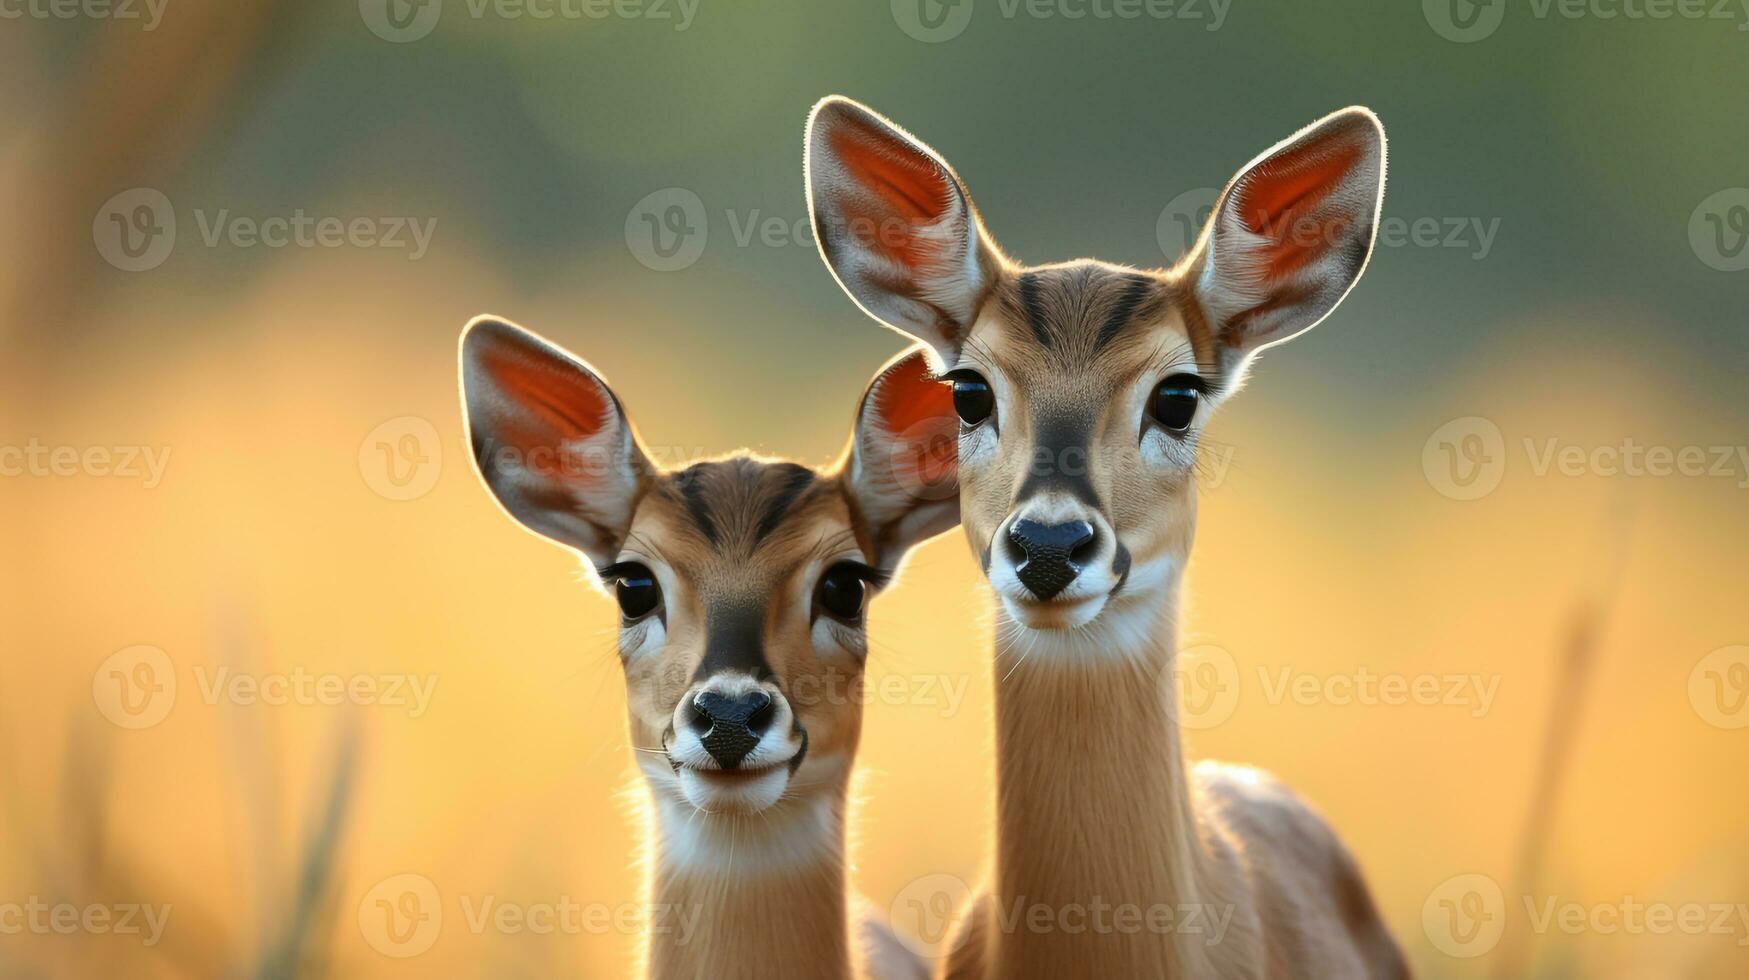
[{"left": 1490, "top": 497, "right": 1634, "bottom": 979}]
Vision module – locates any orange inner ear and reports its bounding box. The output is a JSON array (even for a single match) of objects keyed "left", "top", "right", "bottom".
[
  {"left": 873, "top": 354, "right": 956, "bottom": 486},
  {"left": 479, "top": 345, "right": 608, "bottom": 451},
  {"left": 830, "top": 127, "right": 952, "bottom": 270},
  {"left": 1233, "top": 141, "right": 1363, "bottom": 279}
]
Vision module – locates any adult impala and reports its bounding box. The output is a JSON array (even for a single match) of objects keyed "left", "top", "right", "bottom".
[{"left": 805, "top": 97, "right": 1409, "bottom": 978}]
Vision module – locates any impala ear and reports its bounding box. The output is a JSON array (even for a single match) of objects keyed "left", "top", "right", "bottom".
[
  {"left": 842, "top": 347, "right": 960, "bottom": 571},
  {"left": 806, "top": 96, "right": 1003, "bottom": 365},
  {"left": 459, "top": 316, "right": 653, "bottom": 566},
  {"left": 1188, "top": 107, "right": 1387, "bottom": 377}
]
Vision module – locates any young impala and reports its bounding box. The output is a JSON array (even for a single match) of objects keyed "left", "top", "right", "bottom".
[
  {"left": 805, "top": 99, "right": 1410, "bottom": 977},
  {"left": 460, "top": 316, "right": 957, "bottom": 979}
]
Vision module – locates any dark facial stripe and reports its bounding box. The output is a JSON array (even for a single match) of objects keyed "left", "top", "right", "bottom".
[
  {"left": 755, "top": 464, "right": 819, "bottom": 542},
  {"left": 1094, "top": 273, "right": 1155, "bottom": 351},
  {"left": 693, "top": 601, "right": 772, "bottom": 681},
  {"left": 1016, "top": 271, "right": 1053, "bottom": 349},
  {"left": 671, "top": 465, "right": 719, "bottom": 545},
  {"left": 1014, "top": 410, "right": 1102, "bottom": 510}
]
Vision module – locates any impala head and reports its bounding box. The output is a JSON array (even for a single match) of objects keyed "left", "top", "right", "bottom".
[
  {"left": 461, "top": 318, "right": 957, "bottom": 814},
  {"left": 806, "top": 97, "right": 1386, "bottom": 633}
]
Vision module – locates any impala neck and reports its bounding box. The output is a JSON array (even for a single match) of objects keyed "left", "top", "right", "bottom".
[
  {"left": 645, "top": 790, "right": 855, "bottom": 980},
  {"left": 988, "top": 584, "right": 1214, "bottom": 976}
]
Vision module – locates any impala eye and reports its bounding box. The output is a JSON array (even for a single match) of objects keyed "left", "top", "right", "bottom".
[
  {"left": 816, "top": 562, "right": 874, "bottom": 624},
  {"left": 947, "top": 371, "right": 994, "bottom": 427},
  {"left": 609, "top": 563, "right": 662, "bottom": 621},
  {"left": 1149, "top": 374, "right": 1203, "bottom": 433}
]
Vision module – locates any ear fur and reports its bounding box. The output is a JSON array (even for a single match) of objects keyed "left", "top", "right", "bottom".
[
  {"left": 1187, "top": 107, "right": 1387, "bottom": 376},
  {"left": 806, "top": 96, "right": 1003, "bottom": 365},
  {"left": 459, "top": 315, "right": 653, "bottom": 566},
  {"left": 841, "top": 346, "right": 960, "bottom": 569}
]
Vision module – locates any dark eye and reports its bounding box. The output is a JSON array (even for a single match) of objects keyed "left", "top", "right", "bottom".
[
  {"left": 611, "top": 563, "right": 662, "bottom": 621},
  {"left": 948, "top": 371, "right": 994, "bottom": 427},
  {"left": 816, "top": 562, "right": 872, "bottom": 623},
  {"left": 1149, "top": 374, "right": 1203, "bottom": 433}
]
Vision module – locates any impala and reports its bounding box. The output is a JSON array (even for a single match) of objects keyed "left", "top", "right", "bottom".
[
  {"left": 461, "top": 316, "right": 957, "bottom": 979},
  {"left": 805, "top": 98, "right": 1409, "bottom": 978}
]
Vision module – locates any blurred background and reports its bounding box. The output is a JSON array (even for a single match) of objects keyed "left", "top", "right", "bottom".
[{"left": 3, "top": 0, "right": 1747, "bottom": 976}]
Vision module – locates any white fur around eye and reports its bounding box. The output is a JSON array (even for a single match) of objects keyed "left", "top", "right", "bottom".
[
  {"left": 1139, "top": 417, "right": 1203, "bottom": 471},
  {"left": 958, "top": 417, "right": 998, "bottom": 463},
  {"left": 811, "top": 616, "right": 866, "bottom": 661},
  {"left": 619, "top": 615, "right": 665, "bottom": 661}
]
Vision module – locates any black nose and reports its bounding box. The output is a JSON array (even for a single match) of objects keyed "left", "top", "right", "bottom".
[
  {"left": 1007, "top": 519, "right": 1097, "bottom": 600},
  {"left": 688, "top": 690, "right": 775, "bottom": 769}
]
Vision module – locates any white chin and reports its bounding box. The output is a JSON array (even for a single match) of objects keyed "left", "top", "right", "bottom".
[
  {"left": 677, "top": 766, "right": 790, "bottom": 813},
  {"left": 1002, "top": 592, "right": 1108, "bottom": 630}
]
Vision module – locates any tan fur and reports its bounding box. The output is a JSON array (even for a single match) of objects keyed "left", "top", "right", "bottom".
[{"left": 938, "top": 265, "right": 1408, "bottom": 979}]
